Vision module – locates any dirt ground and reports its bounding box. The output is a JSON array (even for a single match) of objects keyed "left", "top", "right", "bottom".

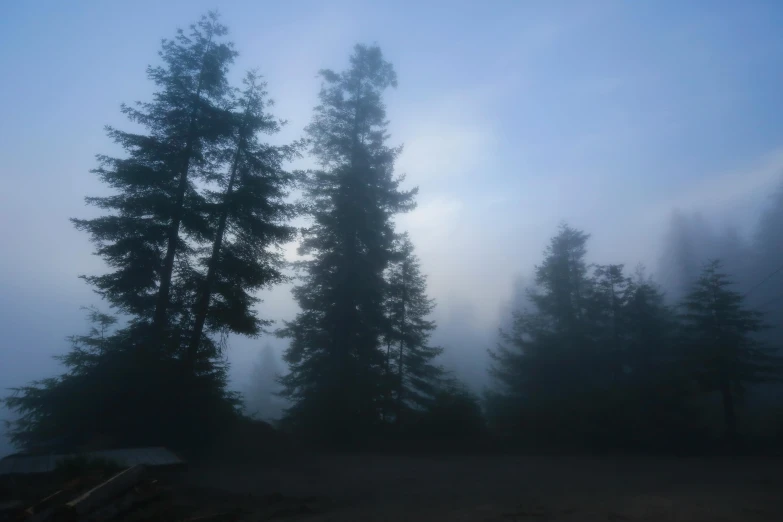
[{"left": 176, "top": 453, "right": 783, "bottom": 521}]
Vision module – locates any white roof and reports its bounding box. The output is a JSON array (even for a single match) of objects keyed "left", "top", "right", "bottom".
[{"left": 0, "top": 446, "right": 184, "bottom": 475}]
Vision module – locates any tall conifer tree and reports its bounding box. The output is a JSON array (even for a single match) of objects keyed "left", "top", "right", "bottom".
[
  {"left": 280, "top": 45, "right": 416, "bottom": 439},
  {"left": 383, "top": 234, "right": 443, "bottom": 423},
  {"left": 680, "top": 260, "right": 782, "bottom": 443},
  {"left": 3, "top": 14, "right": 301, "bottom": 452},
  {"left": 186, "top": 71, "right": 299, "bottom": 368},
  {"left": 487, "top": 224, "right": 598, "bottom": 438},
  {"left": 72, "top": 13, "right": 236, "bottom": 335}
]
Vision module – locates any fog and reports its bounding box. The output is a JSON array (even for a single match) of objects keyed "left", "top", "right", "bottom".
[{"left": 3, "top": 1, "right": 783, "bottom": 459}]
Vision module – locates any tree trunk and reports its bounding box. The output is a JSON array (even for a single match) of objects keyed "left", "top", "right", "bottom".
[
  {"left": 153, "top": 34, "right": 213, "bottom": 337},
  {"left": 396, "top": 343, "right": 404, "bottom": 425},
  {"left": 186, "top": 138, "right": 244, "bottom": 370},
  {"left": 66, "top": 465, "right": 147, "bottom": 515},
  {"left": 396, "top": 263, "right": 407, "bottom": 425},
  {"left": 382, "top": 339, "right": 392, "bottom": 423},
  {"left": 154, "top": 145, "right": 195, "bottom": 331}
]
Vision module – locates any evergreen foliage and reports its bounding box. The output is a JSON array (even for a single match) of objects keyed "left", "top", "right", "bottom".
[
  {"left": 72, "top": 13, "right": 237, "bottom": 328},
  {"left": 382, "top": 234, "right": 444, "bottom": 423},
  {"left": 4, "top": 12, "right": 783, "bottom": 456},
  {"left": 279, "top": 45, "right": 416, "bottom": 440},
  {"left": 3, "top": 13, "right": 298, "bottom": 453},
  {"left": 680, "top": 260, "right": 783, "bottom": 443},
  {"left": 186, "top": 71, "right": 300, "bottom": 367},
  {"left": 4, "top": 310, "right": 241, "bottom": 452},
  {"left": 487, "top": 224, "right": 782, "bottom": 451}
]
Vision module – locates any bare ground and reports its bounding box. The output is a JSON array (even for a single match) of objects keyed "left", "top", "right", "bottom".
[{"left": 177, "top": 453, "right": 783, "bottom": 521}]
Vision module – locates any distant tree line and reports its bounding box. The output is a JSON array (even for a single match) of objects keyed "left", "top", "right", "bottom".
[
  {"left": 3, "top": 12, "right": 782, "bottom": 455},
  {"left": 487, "top": 219, "right": 783, "bottom": 452}
]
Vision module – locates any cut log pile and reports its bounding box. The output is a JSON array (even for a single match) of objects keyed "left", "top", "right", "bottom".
[
  {"left": 0, "top": 465, "right": 331, "bottom": 522},
  {"left": 0, "top": 465, "right": 240, "bottom": 522}
]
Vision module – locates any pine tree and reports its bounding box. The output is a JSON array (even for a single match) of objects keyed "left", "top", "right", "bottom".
[
  {"left": 588, "top": 264, "right": 633, "bottom": 382},
  {"left": 487, "top": 224, "right": 595, "bottom": 437},
  {"left": 383, "top": 234, "right": 443, "bottom": 423},
  {"left": 186, "top": 71, "right": 299, "bottom": 368},
  {"left": 533, "top": 224, "right": 592, "bottom": 333},
  {"left": 3, "top": 309, "right": 241, "bottom": 452},
  {"left": 624, "top": 268, "right": 677, "bottom": 377},
  {"left": 680, "top": 260, "right": 782, "bottom": 443},
  {"left": 71, "top": 12, "right": 236, "bottom": 335},
  {"left": 3, "top": 14, "right": 305, "bottom": 453},
  {"left": 523, "top": 224, "right": 594, "bottom": 395},
  {"left": 606, "top": 268, "right": 700, "bottom": 449},
  {"left": 747, "top": 182, "right": 783, "bottom": 413},
  {"left": 279, "top": 45, "right": 416, "bottom": 439}
]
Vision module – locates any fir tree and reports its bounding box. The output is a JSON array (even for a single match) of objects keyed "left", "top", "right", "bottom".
[
  {"left": 624, "top": 268, "right": 677, "bottom": 376},
  {"left": 71, "top": 12, "right": 236, "bottom": 335},
  {"left": 680, "top": 260, "right": 782, "bottom": 443},
  {"left": 383, "top": 234, "right": 443, "bottom": 423},
  {"left": 3, "top": 309, "right": 241, "bottom": 452},
  {"left": 521, "top": 223, "right": 594, "bottom": 394},
  {"left": 187, "top": 71, "right": 300, "bottom": 368},
  {"left": 747, "top": 182, "right": 783, "bottom": 394},
  {"left": 3, "top": 14, "right": 304, "bottom": 453},
  {"left": 588, "top": 264, "right": 633, "bottom": 382},
  {"left": 279, "top": 45, "right": 416, "bottom": 439},
  {"left": 604, "top": 268, "right": 699, "bottom": 449},
  {"left": 487, "top": 224, "right": 595, "bottom": 437}
]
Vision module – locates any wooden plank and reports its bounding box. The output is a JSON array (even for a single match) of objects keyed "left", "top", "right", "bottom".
[
  {"left": 26, "top": 488, "right": 68, "bottom": 515},
  {"left": 24, "top": 477, "right": 86, "bottom": 522},
  {"left": 65, "top": 465, "right": 145, "bottom": 516},
  {"left": 83, "top": 480, "right": 160, "bottom": 522}
]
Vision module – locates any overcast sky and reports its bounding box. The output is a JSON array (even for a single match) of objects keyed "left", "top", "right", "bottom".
[{"left": 2, "top": 1, "right": 783, "bottom": 455}]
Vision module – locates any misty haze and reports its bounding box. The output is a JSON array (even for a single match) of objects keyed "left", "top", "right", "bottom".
[{"left": 1, "top": 2, "right": 783, "bottom": 520}]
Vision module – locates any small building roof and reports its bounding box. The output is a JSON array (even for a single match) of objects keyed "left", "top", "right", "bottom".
[{"left": 0, "top": 447, "right": 184, "bottom": 476}]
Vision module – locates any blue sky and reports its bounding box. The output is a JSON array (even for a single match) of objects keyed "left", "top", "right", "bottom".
[{"left": 2, "top": 1, "right": 783, "bottom": 454}]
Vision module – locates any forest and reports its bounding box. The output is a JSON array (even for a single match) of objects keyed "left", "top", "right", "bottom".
[{"left": 3, "top": 12, "right": 783, "bottom": 460}]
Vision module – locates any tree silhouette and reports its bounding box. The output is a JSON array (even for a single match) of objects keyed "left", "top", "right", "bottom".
[
  {"left": 3, "top": 14, "right": 298, "bottom": 452},
  {"left": 186, "top": 71, "right": 299, "bottom": 370},
  {"left": 680, "top": 260, "right": 782, "bottom": 444},
  {"left": 383, "top": 234, "right": 443, "bottom": 423},
  {"left": 279, "top": 45, "right": 416, "bottom": 440},
  {"left": 72, "top": 13, "right": 236, "bottom": 336}
]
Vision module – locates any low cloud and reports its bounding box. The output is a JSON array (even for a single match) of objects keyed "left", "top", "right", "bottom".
[
  {"left": 397, "top": 123, "right": 493, "bottom": 181},
  {"left": 647, "top": 148, "right": 783, "bottom": 224}
]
